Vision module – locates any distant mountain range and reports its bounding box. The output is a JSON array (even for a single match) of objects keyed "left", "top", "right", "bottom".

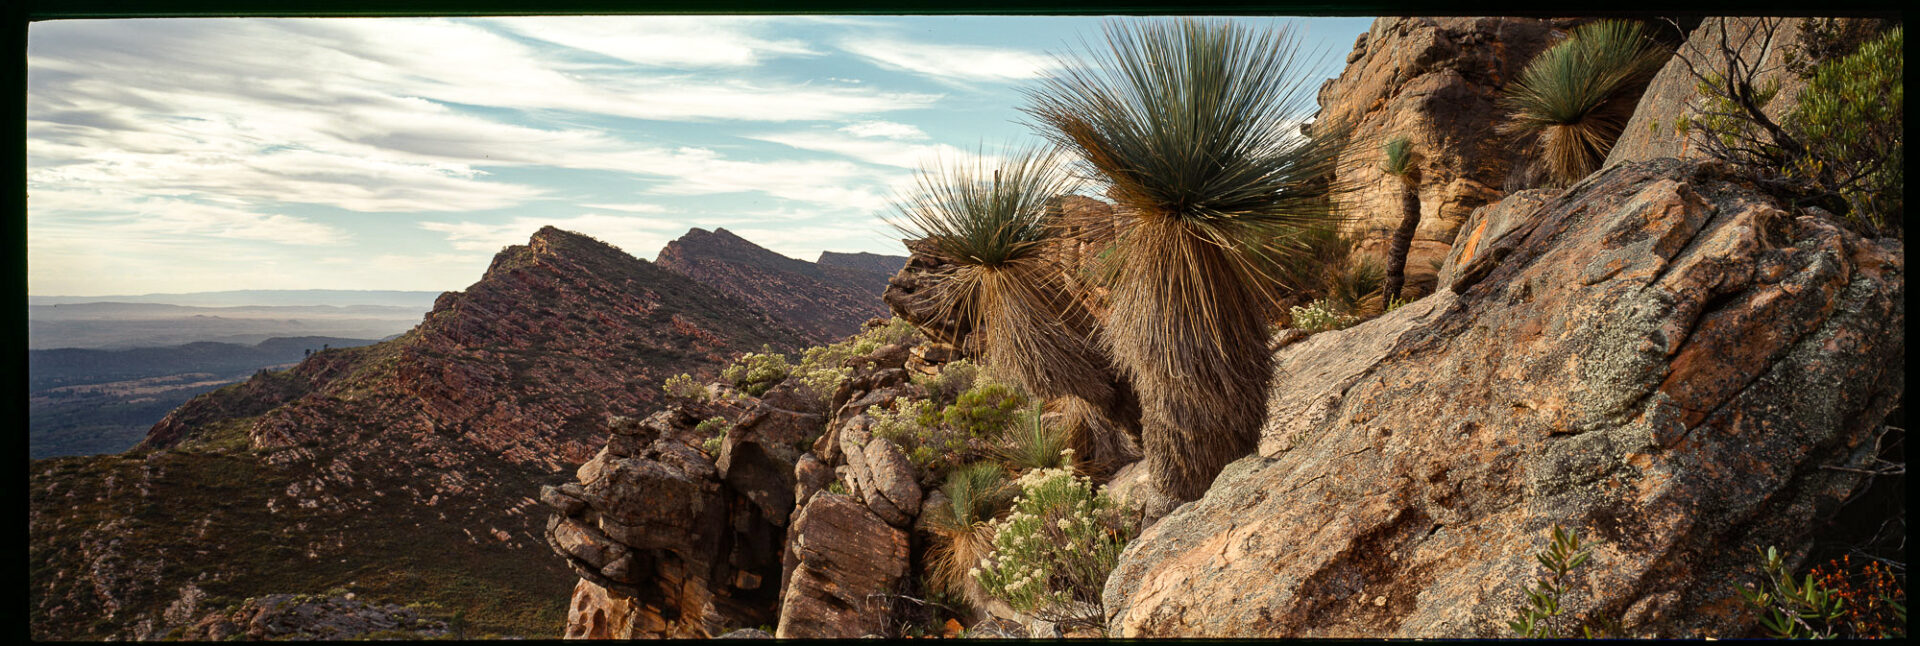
[
  {"left": 657, "top": 227, "right": 905, "bottom": 343},
  {"left": 28, "top": 289, "right": 443, "bottom": 308},
  {"left": 29, "top": 226, "right": 850, "bottom": 640},
  {"left": 26, "top": 302, "right": 427, "bottom": 350}
]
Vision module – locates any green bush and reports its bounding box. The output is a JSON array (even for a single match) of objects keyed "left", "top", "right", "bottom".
[
  {"left": 721, "top": 346, "right": 791, "bottom": 397},
  {"left": 942, "top": 381, "right": 1030, "bottom": 438},
  {"left": 661, "top": 373, "right": 707, "bottom": 401},
  {"left": 1785, "top": 26, "right": 1902, "bottom": 237},
  {"left": 973, "top": 467, "right": 1135, "bottom": 635},
  {"left": 913, "top": 359, "right": 982, "bottom": 407},
  {"left": 924, "top": 462, "right": 1017, "bottom": 604},
  {"left": 696, "top": 417, "right": 730, "bottom": 456},
  {"left": 868, "top": 398, "right": 966, "bottom": 475}
]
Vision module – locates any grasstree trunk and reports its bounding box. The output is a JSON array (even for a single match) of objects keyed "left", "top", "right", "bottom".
[
  {"left": 1382, "top": 177, "right": 1423, "bottom": 303},
  {"left": 977, "top": 263, "right": 1142, "bottom": 477},
  {"left": 1103, "top": 221, "right": 1273, "bottom": 502}
]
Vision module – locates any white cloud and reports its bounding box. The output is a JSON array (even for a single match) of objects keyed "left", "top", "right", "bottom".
[
  {"left": 578, "top": 202, "right": 669, "bottom": 213},
  {"left": 489, "top": 16, "right": 817, "bottom": 68},
  {"left": 838, "top": 38, "right": 1054, "bottom": 83},
  {"left": 840, "top": 120, "right": 929, "bottom": 140},
  {"left": 749, "top": 130, "right": 966, "bottom": 170}
]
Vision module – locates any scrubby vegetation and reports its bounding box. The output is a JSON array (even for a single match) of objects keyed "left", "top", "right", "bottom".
[
  {"left": 1675, "top": 19, "right": 1902, "bottom": 238},
  {"left": 923, "top": 462, "right": 1017, "bottom": 607},
  {"left": 972, "top": 467, "right": 1137, "bottom": 635}
]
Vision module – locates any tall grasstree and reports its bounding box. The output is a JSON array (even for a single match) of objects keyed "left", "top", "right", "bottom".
[
  {"left": 1379, "top": 135, "right": 1422, "bottom": 304},
  {"left": 1502, "top": 19, "right": 1670, "bottom": 186},
  {"left": 1023, "top": 18, "right": 1349, "bottom": 501},
  {"left": 889, "top": 145, "right": 1142, "bottom": 475}
]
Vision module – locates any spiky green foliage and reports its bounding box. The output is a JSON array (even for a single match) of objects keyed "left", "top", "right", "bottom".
[
  {"left": 889, "top": 146, "right": 1138, "bottom": 469},
  {"left": 1023, "top": 18, "right": 1346, "bottom": 501},
  {"left": 923, "top": 462, "right": 1017, "bottom": 606},
  {"left": 1502, "top": 19, "right": 1669, "bottom": 186},
  {"left": 997, "top": 405, "right": 1074, "bottom": 474},
  {"left": 1380, "top": 135, "right": 1415, "bottom": 177}
]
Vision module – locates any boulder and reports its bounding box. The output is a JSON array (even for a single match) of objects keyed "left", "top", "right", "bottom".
[
  {"left": 883, "top": 239, "right": 974, "bottom": 350},
  {"left": 718, "top": 381, "right": 827, "bottom": 526},
  {"left": 1103, "top": 159, "right": 1903, "bottom": 638},
  {"left": 775, "top": 494, "right": 911, "bottom": 638},
  {"left": 1311, "top": 17, "right": 1562, "bottom": 296}
]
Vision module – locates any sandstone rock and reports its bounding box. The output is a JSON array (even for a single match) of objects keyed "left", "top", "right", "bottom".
[
  {"left": 883, "top": 239, "right": 975, "bottom": 350},
  {"left": 544, "top": 414, "right": 782, "bottom": 638},
  {"left": 716, "top": 627, "right": 775, "bottom": 638},
  {"left": 1604, "top": 18, "right": 1888, "bottom": 170},
  {"left": 863, "top": 438, "right": 924, "bottom": 521},
  {"left": 1104, "top": 159, "right": 1903, "bottom": 638},
  {"left": 1104, "top": 460, "right": 1180, "bottom": 528},
  {"left": 1434, "top": 188, "right": 1555, "bottom": 289},
  {"left": 718, "top": 382, "right": 827, "bottom": 526},
  {"left": 776, "top": 494, "right": 911, "bottom": 638},
  {"left": 1311, "top": 17, "right": 1563, "bottom": 296},
  {"left": 792, "top": 453, "right": 831, "bottom": 512}
]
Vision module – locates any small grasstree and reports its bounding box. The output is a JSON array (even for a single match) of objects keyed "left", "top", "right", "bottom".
[
  {"left": 1024, "top": 18, "right": 1347, "bottom": 500},
  {"left": 1378, "top": 135, "right": 1422, "bottom": 303},
  {"left": 1502, "top": 19, "right": 1670, "bottom": 186},
  {"left": 923, "top": 462, "right": 1017, "bottom": 609},
  {"left": 889, "top": 144, "right": 1140, "bottom": 474}
]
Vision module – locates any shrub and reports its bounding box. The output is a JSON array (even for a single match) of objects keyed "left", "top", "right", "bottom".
[
  {"left": 1784, "top": 26, "right": 1902, "bottom": 237},
  {"left": 1288, "top": 299, "right": 1359, "bottom": 333},
  {"left": 996, "top": 406, "right": 1073, "bottom": 474},
  {"left": 868, "top": 398, "right": 981, "bottom": 478},
  {"left": 1676, "top": 21, "right": 1902, "bottom": 239},
  {"left": 912, "top": 359, "right": 981, "bottom": 407},
  {"left": 1509, "top": 524, "right": 1614, "bottom": 638},
  {"left": 973, "top": 467, "right": 1136, "bottom": 635},
  {"left": 721, "top": 346, "right": 791, "bottom": 397},
  {"left": 924, "top": 462, "right": 1017, "bottom": 604},
  {"left": 696, "top": 417, "right": 730, "bottom": 456},
  {"left": 1738, "top": 547, "right": 1907, "bottom": 639},
  {"left": 943, "top": 380, "right": 1030, "bottom": 438},
  {"left": 661, "top": 373, "right": 707, "bottom": 401}
]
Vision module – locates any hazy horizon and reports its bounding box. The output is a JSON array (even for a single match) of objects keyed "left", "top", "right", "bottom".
[{"left": 27, "top": 15, "right": 1374, "bottom": 296}]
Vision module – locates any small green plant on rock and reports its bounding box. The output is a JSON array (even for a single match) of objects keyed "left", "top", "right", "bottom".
[
  {"left": 913, "top": 358, "right": 982, "bottom": 407},
  {"left": 1738, "top": 547, "right": 1906, "bottom": 639},
  {"left": 925, "top": 462, "right": 1017, "bottom": 607},
  {"left": 1509, "top": 524, "right": 1611, "bottom": 638},
  {"left": 997, "top": 406, "right": 1074, "bottom": 474},
  {"left": 974, "top": 466, "right": 1136, "bottom": 636},
  {"left": 1289, "top": 299, "right": 1360, "bottom": 333},
  {"left": 721, "top": 347, "right": 790, "bottom": 396},
  {"left": 943, "top": 380, "right": 1030, "bottom": 438},
  {"left": 867, "top": 398, "right": 962, "bottom": 474},
  {"left": 662, "top": 373, "right": 707, "bottom": 401}
]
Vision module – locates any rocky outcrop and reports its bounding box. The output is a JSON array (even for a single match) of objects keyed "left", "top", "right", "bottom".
[
  {"left": 1604, "top": 18, "right": 1888, "bottom": 170},
  {"left": 883, "top": 238, "right": 974, "bottom": 351},
  {"left": 1103, "top": 159, "right": 1902, "bottom": 637},
  {"left": 658, "top": 227, "right": 896, "bottom": 343},
  {"left": 543, "top": 410, "right": 782, "bottom": 638},
  {"left": 1311, "top": 17, "right": 1563, "bottom": 296},
  {"left": 775, "top": 493, "right": 911, "bottom": 638}
]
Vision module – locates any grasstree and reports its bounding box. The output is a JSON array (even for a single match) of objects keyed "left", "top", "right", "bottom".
[
  {"left": 1378, "top": 135, "right": 1422, "bottom": 304},
  {"left": 1502, "top": 19, "right": 1671, "bottom": 186},
  {"left": 888, "top": 145, "right": 1141, "bottom": 477},
  {"left": 1024, "top": 18, "right": 1347, "bottom": 501}
]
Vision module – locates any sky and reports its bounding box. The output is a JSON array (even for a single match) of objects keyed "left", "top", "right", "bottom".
[{"left": 27, "top": 15, "right": 1376, "bottom": 296}]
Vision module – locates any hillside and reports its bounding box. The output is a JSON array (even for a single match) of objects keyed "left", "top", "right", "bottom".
[
  {"left": 816, "top": 250, "right": 908, "bottom": 284},
  {"left": 655, "top": 227, "right": 898, "bottom": 342},
  {"left": 28, "top": 336, "right": 380, "bottom": 460},
  {"left": 27, "top": 227, "right": 810, "bottom": 640}
]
